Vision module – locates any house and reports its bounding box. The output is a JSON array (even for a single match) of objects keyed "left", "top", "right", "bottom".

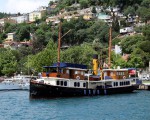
[
  {"left": 10, "top": 14, "right": 29, "bottom": 23},
  {"left": 120, "top": 27, "right": 134, "bottom": 34},
  {"left": 3, "top": 40, "right": 32, "bottom": 50},
  {"left": 0, "top": 18, "right": 16, "bottom": 26},
  {"left": 29, "top": 6, "right": 46, "bottom": 22},
  {"left": 6, "top": 33, "right": 16, "bottom": 41},
  {"left": 83, "top": 13, "right": 95, "bottom": 20},
  {"left": 96, "top": 13, "right": 111, "bottom": 22},
  {"left": 3, "top": 40, "right": 18, "bottom": 50},
  {"left": 46, "top": 16, "right": 60, "bottom": 25}
]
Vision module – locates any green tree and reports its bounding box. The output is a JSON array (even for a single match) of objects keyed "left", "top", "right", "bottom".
[
  {"left": 0, "top": 49, "right": 17, "bottom": 76},
  {"left": 61, "top": 43, "right": 97, "bottom": 68},
  {"left": 28, "top": 40, "right": 57, "bottom": 72}
]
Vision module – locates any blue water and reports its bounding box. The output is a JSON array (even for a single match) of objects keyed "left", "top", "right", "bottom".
[{"left": 0, "top": 90, "right": 150, "bottom": 120}]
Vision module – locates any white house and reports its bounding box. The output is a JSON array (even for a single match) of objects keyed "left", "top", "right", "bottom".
[{"left": 11, "top": 14, "right": 29, "bottom": 23}]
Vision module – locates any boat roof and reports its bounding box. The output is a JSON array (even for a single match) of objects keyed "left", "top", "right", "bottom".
[
  {"left": 43, "top": 62, "right": 87, "bottom": 69},
  {"left": 103, "top": 69, "right": 128, "bottom": 71}
]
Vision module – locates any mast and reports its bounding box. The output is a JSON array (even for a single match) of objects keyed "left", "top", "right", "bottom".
[
  {"left": 57, "top": 21, "right": 62, "bottom": 76},
  {"left": 108, "top": 25, "right": 112, "bottom": 69}
]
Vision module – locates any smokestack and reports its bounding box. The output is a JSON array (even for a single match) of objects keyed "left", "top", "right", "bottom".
[{"left": 93, "top": 54, "right": 98, "bottom": 75}]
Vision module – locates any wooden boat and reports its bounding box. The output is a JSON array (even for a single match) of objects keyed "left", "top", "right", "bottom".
[{"left": 30, "top": 55, "right": 138, "bottom": 98}]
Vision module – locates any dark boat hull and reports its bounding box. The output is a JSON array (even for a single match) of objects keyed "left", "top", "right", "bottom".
[{"left": 30, "top": 81, "right": 137, "bottom": 99}]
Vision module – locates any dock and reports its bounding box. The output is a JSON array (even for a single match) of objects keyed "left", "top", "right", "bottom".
[
  {"left": 132, "top": 80, "right": 150, "bottom": 90},
  {"left": 138, "top": 84, "right": 150, "bottom": 90},
  {"left": 137, "top": 81, "right": 150, "bottom": 90}
]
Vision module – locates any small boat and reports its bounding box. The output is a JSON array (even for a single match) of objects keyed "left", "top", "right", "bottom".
[
  {"left": 30, "top": 55, "right": 138, "bottom": 98},
  {"left": 0, "top": 75, "right": 36, "bottom": 91}
]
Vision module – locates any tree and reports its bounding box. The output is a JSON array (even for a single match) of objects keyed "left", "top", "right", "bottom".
[
  {"left": 61, "top": 43, "right": 97, "bottom": 68},
  {"left": 28, "top": 40, "right": 57, "bottom": 72},
  {"left": 142, "top": 24, "right": 150, "bottom": 40},
  {"left": 32, "top": 29, "right": 46, "bottom": 52},
  {"left": 92, "top": 6, "right": 97, "bottom": 14},
  {"left": 0, "top": 49, "right": 17, "bottom": 76},
  {"left": 120, "top": 35, "right": 145, "bottom": 54},
  {"left": 79, "top": 0, "right": 88, "bottom": 9},
  {"left": 137, "top": 0, "right": 150, "bottom": 23},
  {"left": 16, "top": 25, "right": 30, "bottom": 41}
]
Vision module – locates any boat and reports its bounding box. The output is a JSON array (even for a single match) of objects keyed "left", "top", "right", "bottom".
[
  {"left": 0, "top": 74, "right": 36, "bottom": 91},
  {"left": 30, "top": 54, "right": 138, "bottom": 98},
  {"left": 29, "top": 21, "right": 138, "bottom": 98}
]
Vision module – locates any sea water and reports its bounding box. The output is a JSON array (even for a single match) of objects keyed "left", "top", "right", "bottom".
[{"left": 0, "top": 90, "right": 150, "bottom": 120}]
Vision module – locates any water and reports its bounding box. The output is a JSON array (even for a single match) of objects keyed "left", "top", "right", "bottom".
[{"left": 0, "top": 90, "right": 150, "bottom": 120}]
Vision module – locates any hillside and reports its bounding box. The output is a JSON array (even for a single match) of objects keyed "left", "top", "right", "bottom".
[{"left": 0, "top": 0, "right": 149, "bottom": 76}]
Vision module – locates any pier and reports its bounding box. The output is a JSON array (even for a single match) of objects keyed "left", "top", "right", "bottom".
[{"left": 138, "top": 84, "right": 150, "bottom": 90}]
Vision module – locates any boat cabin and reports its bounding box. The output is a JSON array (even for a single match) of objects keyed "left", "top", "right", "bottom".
[
  {"left": 42, "top": 62, "right": 87, "bottom": 80},
  {"left": 102, "top": 69, "right": 129, "bottom": 80}
]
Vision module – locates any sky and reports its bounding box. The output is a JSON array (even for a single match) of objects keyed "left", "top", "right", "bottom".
[{"left": 0, "top": 0, "right": 50, "bottom": 14}]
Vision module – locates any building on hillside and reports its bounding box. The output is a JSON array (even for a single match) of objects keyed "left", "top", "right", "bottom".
[
  {"left": 3, "top": 40, "right": 18, "bottom": 50},
  {"left": 11, "top": 14, "right": 29, "bottom": 23},
  {"left": 46, "top": 16, "right": 60, "bottom": 25},
  {"left": 96, "top": 13, "right": 111, "bottom": 22},
  {"left": 0, "top": 18, "right": 16, "bottom": 26},
  {"left": 47, "top": 2, "right": 58, "bottom": 14},
  {"left": 3, "top": 40, "right": 32, "bottom": 50},
  {"left": 6, "top": 33, "right": 16, "bottom": 41},
  {"left": 120, "top": 27, "right": 134, "bottom": 34},
  {"left": 29, "top": 6, "right": 46, "bottom": 22},
  {"left": 83, "top": 13, "right": 95, "bottom": 20}
]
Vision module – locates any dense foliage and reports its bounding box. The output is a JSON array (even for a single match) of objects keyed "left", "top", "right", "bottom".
[
  {"left": 0, "top": 0, "right": 150, "bottom": 76},
  {"left": 0, "top": 12, "right": 10, "bottom": 19}
]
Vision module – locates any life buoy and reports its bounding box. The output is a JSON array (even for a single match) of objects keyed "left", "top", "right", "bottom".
[
  {"left": 76, "top": 76, "right": 80, "bottom": 80},
  {"left": 123, "top": 76, "right": 126, "bottom": 79}
]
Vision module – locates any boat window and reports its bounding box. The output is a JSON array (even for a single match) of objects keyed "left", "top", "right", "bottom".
[
  {"left": 57, "top": 81, "right": 59, "bottom": 85},
  {"left": 61, "top": 81, "right": 63, "bottom": 86},
  {"left": 81, "top": 71, "right": 84, "bottom": 75},
  {"left": 64, "top": 81, "right": 67, "bottom": 86},
  {"left": 75, "top": 71, "right": 78, "bottom": 74},
  {"left": 116, "top": 82, "right": 118, "bottom": 86},
  {"left": 77, "top": 82, "right": 80, "bottom": 87},
  {"left": 123, "top": 82, "right": 125, "bottom": 85},
  {"left": 120, "top": 82, "right": 122, "bottom": 86},
  {"left": 83, "top": 83, "right": 86, "bottom": 87},
  {"left": 110, "top": 72, "right": 113, "bottom": 76},
  {"left": 66, "top": 70, "right": 69, "bottom": 74},
  {"left": 74, "top": 82, "right": 77, "bottom": 87},
  {"left": 114, "top": 82, "right": 118, "bottom": 86},
  {"left": 104, "top": 72, "right": 107, "bottom": 76}
]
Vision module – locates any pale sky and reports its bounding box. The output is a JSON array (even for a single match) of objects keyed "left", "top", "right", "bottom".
[{"left": 0, "top": 0, "right": 50, "bottom": 14}]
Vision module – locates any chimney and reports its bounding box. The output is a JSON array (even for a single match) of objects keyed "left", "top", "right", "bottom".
[{"left": 93, "top": 54, "right": 98, "bottom": 75}]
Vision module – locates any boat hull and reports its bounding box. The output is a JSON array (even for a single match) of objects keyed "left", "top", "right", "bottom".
[
  {"left": 30, "top": 81, "right": 137, "bottom": 98},
  {"left": 0, "top": 82, "right": 22, "bottom": 91}
]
